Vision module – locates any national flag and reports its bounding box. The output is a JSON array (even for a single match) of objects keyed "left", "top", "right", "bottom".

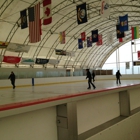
[
  {"left": 81, "top": 32, "right": 86, "bottom": 41},
  {"left": 116, "top": 25, "right": 124, "bottom": 38},
  {"left": 60, "top": 31, "right": 65, "bottom": 44},
  {"left": 43, "top": 0, "right": 52, "bottom": 25},
  {"left": 96, "top": 34, "right": 102, "bottom": 46},
  {"left": 28, "top": 2, "right": 41, "bottom": 43},
  {"left": 92, "top": 30, "right": 98, "bottom": 42},
  {"left": 106, "top": 32, "right": 113, "bottom": 45},
  {"left": 77, "top": 3, "right": 87, "bottom": 25},
  {"left": 138, "top": 51, "right": 140, "bottom": 60},
  {"left": 87, "top": 36, "right": 92, "bottom": 47},
  {"left": 20, "top": 9, "right": 28, "bottom": 29},
  {"left": 131, "top": 26, "right": 139, "bottom": 40},
  {"left": 119, "top": 14, "right": 128, "bottom": 32},
  {"left": 100, "top": 0, "right": 110, "bottom": 18},
  {"left": 78, "top": 39, "right": 83, "bottom": 49}
]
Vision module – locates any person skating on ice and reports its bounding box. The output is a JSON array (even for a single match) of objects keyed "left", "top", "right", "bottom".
[{"left": 86, "top": 69, "right": 96, "bottom": 89}]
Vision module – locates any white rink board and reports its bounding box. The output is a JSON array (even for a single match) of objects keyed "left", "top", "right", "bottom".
[
  {"left": 0, "top": 107, "right": 58, "bottom": 140},
  {"left": 86, "top": 112, "right": 140, "bottom": 140},
  {"left": 77, "top": 93, "right": 120, "bottom": 134}
]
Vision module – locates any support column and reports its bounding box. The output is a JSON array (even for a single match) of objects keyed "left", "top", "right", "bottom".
[
  {"left": 57, "top": 102, "right": 78, "bottom": 140},
  {"left": 119, "top": 90, "right": 130, "bottom": 116}
]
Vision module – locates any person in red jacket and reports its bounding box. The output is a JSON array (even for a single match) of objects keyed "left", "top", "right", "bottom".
[{"left": 8, "top": 71, "right": 16, "bottom": 89}]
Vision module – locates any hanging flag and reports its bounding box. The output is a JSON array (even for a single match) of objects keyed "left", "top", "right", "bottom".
[
  {"left": 35, "top": 58, "right": 49, "bottom": 64},
  {"left": 3, "top": 56, "right": 21, "bottom": 64},
  {"left": 116, "top": 25, "right": 124, "bottom": 38},
  {"left": 81, "top": 32, "right": 86, "bottom": 41},
  {"left": 20, "top": 9, "right": 28, "bottom": 29},
  {"left": 48, "top": 59, "right": 60, "bottom": 65},
  {"left": 100, "top": 0, "right": 110, "bottom": 18},
  {"left": 0, "top": 41, "right": 9, "bottom": 49},
  {"left": 78, "top": 39, "right": 83, "bottom": 49},
  {"left": 7, "top": 43, "right": 30, "bottom": 53},
  {"left": 60, "top": 31, "right": 65, "bottom": 44},
  {"left": 119, "top": 14, "right": 128, "bottom": 32},
  {"left": 55, "top": 49, "right": 66, "bottom": 55},
  {"left": 92, "top": 30, "right": 98, "bottom": 43},
  {"left": 131, "top": 26, "right": 139, "bottom": 40},
  {"left": 96, "top": 34, "right": 102, "bottom": 46},
  {"left": 106, "top": 32, "right": 113, "bottom": 45},
  {"left": 77, "top": 3, "right": 87, "bottom": 25},
  {"left": 28, "top": 2, "right": 41, "bottom": 43},
  {"left": 43, "top": 0, "right": 52, "bottom": 25},
  {"left": 87, "top": 36, "right": 92, "bottom": 47},
  {"left": 137, "top": 51, "right": 140, "bottom": 60},
  {"left": 21, "top": 58, "right": 35, "bottom": 65}
]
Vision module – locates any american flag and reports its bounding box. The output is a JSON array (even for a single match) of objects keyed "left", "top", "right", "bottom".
[{"left": 28, "top": 2, "right": 41, "bottom": 43}]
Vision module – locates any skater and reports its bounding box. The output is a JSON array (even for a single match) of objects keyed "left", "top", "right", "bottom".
[
  {"left": 8, "top": 71, "right": 16, "bottom": 89},
  {"left": 86, "top": 69, "right": 96, "bottom": 89},
  {"left": 116, "top": 70, "right": 122, "bottom": 84}
]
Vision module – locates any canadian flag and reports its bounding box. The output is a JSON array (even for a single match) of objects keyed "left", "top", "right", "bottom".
[{"left": 43, "top": 0, "right": 52, "bottom": 25}]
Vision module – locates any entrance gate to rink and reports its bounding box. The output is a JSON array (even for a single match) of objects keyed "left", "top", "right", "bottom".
[
  {"left": 56, "top": 87, "right": 140, "bottom": 140},
  {"left": 56, "top": 103, "right": 78, "bottom": 140}
]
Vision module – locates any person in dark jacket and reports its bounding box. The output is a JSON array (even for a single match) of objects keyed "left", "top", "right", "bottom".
[
  {"left": 92, "top": 70, "right": 95, "bottom": 82},
  {"left": 86, "top": 69, "right": 96, "bottom": 89},
  {"left": 8, "top": 71, "right": 16, "bottom": 89},
  {"left": 116, "top": 70, "right": 122, "bottom": 84}
]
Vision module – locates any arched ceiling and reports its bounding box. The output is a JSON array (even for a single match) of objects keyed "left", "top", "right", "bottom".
[{"left": 0, "top": 0, "right": 140, "bottom": 69}]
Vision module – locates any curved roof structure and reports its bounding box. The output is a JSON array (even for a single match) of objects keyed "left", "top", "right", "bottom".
[{"left": 0, "top": 0, "right": 140, "bottom": 69}]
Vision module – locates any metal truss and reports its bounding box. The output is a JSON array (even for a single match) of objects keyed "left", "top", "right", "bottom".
[{"left": 1, "top": 0, "right": 140, "bottom": 68}]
